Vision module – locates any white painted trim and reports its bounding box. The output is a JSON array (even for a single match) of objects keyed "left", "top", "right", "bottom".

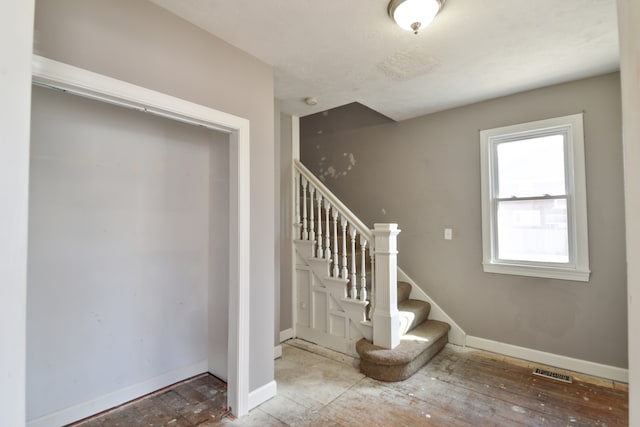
[
  {"left": 482, "top": 262, "right": 590, "bottom": 282},
  {"left": 292, "top": 116, "right": 300, "bottom": 161},
  {"left": 31, "top": 55, "right": 252, "bottom": 418},
  {"left": 31, "top": 57, "right": 243, "bottom": 133},
  {"left": 617, "top": 0, "right": 640, "bottom": 422},
  {"left": 274, "top": 345, "right": 283, "bottom": 359},
  {"left": 466, "top": 336, "right": 628, "bottom": 383},
  {"left": 291, "top": 115, "right": 300, "bottom": 338},
  {"left": 247, "top": 380, "right": 277, "bottom": 410},
  {"left": 397, "top": 267, "right": 466, "bottom": 346},
  {"left": 26, "top": 360, "right": 208, "bottom": 427},
  {"left": 479, "top": 114, "right": 590, "bottom": 282},
  {"left": 1, "top": 3, "right": 34, "bottom": 426},
  {"left": 228, "top": 116, "right": 252, "bottom": 418},
  {"left": 280, "top": 328, "right": 294, "bottom": 343},
  {"left": 296, "top": 160, "right": 372, "bottom": 243}
]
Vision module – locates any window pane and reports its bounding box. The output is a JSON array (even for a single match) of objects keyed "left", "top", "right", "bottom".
[
  {"left": 497, "top": 198, "right": 569, "bottom": 263},
  {"left": 496, "top": 135, "right": 566, "bottom": 198}
]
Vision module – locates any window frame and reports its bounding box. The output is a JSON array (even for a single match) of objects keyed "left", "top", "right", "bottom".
[{"left": 479, "top": 113, "right": 590, "bottom": 282}]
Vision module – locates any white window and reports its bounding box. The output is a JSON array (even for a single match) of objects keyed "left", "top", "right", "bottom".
[{"left": 480, "top": 114, "right": 590, "bottom": 281}]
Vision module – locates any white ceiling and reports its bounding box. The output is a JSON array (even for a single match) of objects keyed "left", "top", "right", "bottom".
[{"left": 149, "top": 0, "right": 619, "bottom": 121}]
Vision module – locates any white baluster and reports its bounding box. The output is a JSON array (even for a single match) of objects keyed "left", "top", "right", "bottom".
[
  {"left": 360, "top": 237, "right": 368, "bottom": 302},
  {"left": 350, "top": 226, "right": 357, "bottom": 299},
  {"left": 301, "top": 177, "right": 308, "bottom": 240},
  {"left": 332, "top": 208, "right": 339, "bottom": 277},
  {"left": 309, "top": 186, "right": 316, "bottom": 255},
  {"left": 295, "top": 172, "right": 301, "bottom": 239},
  {"left": 341, "top": 217, "right": 348, "bottom": 280},
  {"left": 324, "top": 200, "right": 331, "bottom": 261},
  {"left": 316, "top": 192, "right": 323, "bottom": 259}
]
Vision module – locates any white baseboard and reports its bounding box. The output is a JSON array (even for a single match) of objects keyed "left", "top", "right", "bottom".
[
  {"left": 27, "top": 360, "right": 208, "bottom": 427},
  {"left": 397, "top": 266, "right": 467, "bottom": 345},
  {"left": 280, "top": 328, "right": 294, "bottom": 343},
  {"left": 274, "top": 344, "right": 283, "bottom": 359},
  {"left": 466, "top": 336, "right": 628, "bottom": 383},
  {"left": 247, "top": 380, "right": 277, "bottom": 411}
]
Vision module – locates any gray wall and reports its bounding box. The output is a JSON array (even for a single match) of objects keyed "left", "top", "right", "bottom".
[
  {"left": 279, "top": 111, "right": 294, "bottom": 334},
  {"left": 28, "top": 86, "right": 226, "bottom": 420},
  {"left": 34, "top": 0, "right": 275, "bottom": 396},
  {"left": 301, "top": 73, "right": 627, "bottom": 368},
  {"left": 208, "top": 130, "right": 230, "bottom": 380}
]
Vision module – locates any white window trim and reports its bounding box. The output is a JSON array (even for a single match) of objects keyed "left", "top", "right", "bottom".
[{"left": 480, "top": 114, "right": 590, "bottom": 282}]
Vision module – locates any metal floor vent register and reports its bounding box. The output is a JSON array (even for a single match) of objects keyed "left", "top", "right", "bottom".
[{"left": 532, "top": 367, "right": 573, "bottom": 383}]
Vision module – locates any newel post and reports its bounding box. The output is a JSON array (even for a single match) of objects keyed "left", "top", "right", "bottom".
[{"left": 372, "top": 223, "right": 401, "bottom": 349}]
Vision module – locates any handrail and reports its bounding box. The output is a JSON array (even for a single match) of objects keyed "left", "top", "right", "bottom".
[
  {"left": 294, "top": 159, "right": 401, "bottom": 346},
  {"left": 294, "top": 160, "right": 373, "bottom": 244}
]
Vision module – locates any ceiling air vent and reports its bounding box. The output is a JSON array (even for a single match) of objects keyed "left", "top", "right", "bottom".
[{"left": 532, "top": 368, "right": 573, "bottom": 383}]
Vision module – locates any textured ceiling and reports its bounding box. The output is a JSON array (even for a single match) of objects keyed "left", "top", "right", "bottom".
[{"left": 149, "top": 0, "right": 619, "bottom": 121}]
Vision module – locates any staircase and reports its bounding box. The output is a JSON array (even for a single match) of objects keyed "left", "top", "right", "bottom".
[
  {"left": 293, "top": 160, "right": 450, "bottom": 381},
  {"left": 356, "top": 281, "right": 450, "bottom": 382}
]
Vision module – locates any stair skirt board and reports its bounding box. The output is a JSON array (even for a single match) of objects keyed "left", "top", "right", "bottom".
[{"left": 397, "top": 266, "right": 466, "bottom": 346}]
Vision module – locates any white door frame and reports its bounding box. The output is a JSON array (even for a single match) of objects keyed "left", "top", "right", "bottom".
[{"left": 31, "top": 55, "right": 251, "bottom": 418}]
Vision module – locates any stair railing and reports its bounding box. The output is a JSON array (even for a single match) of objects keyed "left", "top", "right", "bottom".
[
  {"left": 294, "top": 160, "right": 401, "bottom": 349},
  {"left": 294, "top": 160, "right": 373, "bottom": 302}
]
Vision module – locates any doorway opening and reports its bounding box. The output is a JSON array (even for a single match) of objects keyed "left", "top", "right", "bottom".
[{"left": 28, "top": 55, "right": 251, "bottom": 426}]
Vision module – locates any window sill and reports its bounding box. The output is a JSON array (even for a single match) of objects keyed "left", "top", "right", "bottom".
[{"left": 482, "top": 262, "right": 590, "bottom": 282}]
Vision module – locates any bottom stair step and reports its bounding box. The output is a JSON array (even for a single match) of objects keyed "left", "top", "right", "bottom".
[{"left": 356, "top": 320, "right": 450, "bottom": 382}]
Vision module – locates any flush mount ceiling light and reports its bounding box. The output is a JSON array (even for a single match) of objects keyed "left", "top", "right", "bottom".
[{"left": 388, "top": 0, "right": 445, "bottom": 34}]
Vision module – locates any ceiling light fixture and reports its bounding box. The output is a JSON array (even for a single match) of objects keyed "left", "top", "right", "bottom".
[{"left": 388, "top": 0, "right": 445, "bottom": 35}]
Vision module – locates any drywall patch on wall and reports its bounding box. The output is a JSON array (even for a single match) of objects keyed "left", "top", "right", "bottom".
[{"left": 318, "top": 152, "right": 356, "bottom": 181}]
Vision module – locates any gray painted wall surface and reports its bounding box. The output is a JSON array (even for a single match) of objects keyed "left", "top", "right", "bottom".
[
  {"left": 274, "top": 102, "right": 282, "bottom": 345},
  {"left": 279, "top": 111, "right": 294, "bottom": 333},
  {"left": 301, "top": 73, "right": 627, "bottom": 368},
  {"left": 34, "top": 0, "right": 275, "bottom": 393},
  {"left": 28, "top": 87, "right": 225, "bottom": 419},
  {"left": 208, "top": 131, "right": 230, "bottom": 380}
]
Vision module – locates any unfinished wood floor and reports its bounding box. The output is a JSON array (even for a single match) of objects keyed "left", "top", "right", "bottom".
[
  {"left": 74, "top": 340, "right": 628, "bottom": 426},
  {"left": 70, "top": 374, "right": 229, "bottom": 426}
]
